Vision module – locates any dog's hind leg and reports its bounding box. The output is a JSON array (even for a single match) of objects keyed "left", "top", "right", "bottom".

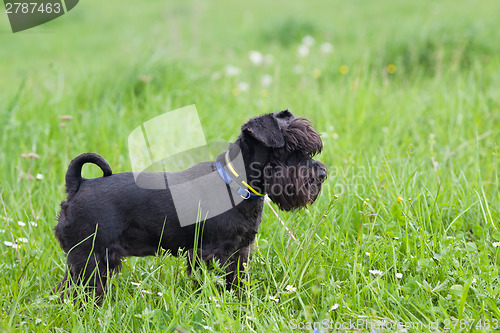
[
  {"left": 65, "top": 249, "right": 101, "bottom": 299},
  {"left": 65, "top": 246, "right": 123, "bottom": 301},
  {"left": 51, "top": 270, "right": 69, "bottom": 301},
  {"left": 56, "top": 270, "right": 68, "bottom": 291}
]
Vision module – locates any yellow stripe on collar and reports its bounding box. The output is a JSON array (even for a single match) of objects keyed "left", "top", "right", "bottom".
[
  {"left": 225, "top": 151, "right": 265, "bottom": 197},
  {"left": 242, "top": 180, "right": 265, "bottom": 197},
  {"left": 225, "top": 151, "right": 239, "bottom": 177}
]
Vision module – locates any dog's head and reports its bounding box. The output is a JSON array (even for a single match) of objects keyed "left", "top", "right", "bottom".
[{"left": 240, "top": 110, "right": 327, "bottom": 211}]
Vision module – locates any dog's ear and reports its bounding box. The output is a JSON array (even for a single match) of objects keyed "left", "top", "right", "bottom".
[
  {"left": 242, "top": 114, "right": 285, "bottom": 148},
  {"left": 275, "top": 109, "right": 294, "bottom": 120}
]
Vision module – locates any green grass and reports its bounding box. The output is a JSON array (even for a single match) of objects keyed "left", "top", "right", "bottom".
[{"left": 1, "top": 0, "right": 500, "bottom": 331}]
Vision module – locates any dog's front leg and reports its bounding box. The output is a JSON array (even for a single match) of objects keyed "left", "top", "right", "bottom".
[
  {"left": 223, "top": 245, "right": 251, "bottom": 291},
  {"left": 186, "top": 242, "right": 250, "bottom": 290},
  {"left": 186, "top": 247, "right": 215, "bottom": 275}
]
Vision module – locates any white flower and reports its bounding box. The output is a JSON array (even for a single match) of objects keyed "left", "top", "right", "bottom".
[
  {"left": 302, "top": 35, "right": 315, "bottom": 47},
  {"left": 260, "top": 74, "right": 273, "bottom": 87},
  {"left": 329, "top": 303, "right": 339, "bottom": 311},
  {"left": 365, "top": 252, "right": 371, "bottom": 257},
  {"left": 237, "top": 82, "right": 249, "bottom": 92},
  {"left": 131, "top": 282, "right": 141, "bottom": 286},
  {"left": 18, "top": 221, "right": 26, "bottom": 227},
  {"left": 140, "top": 289, "right": 151, "bottom": 294},
  {"left": 210, "top": 296, "right": 221, "bottom": 307},
  {"left": 249, "top": 51, "right": 264, "bottom": 65},
  {"left": 396, "top": 273, "right": 403, "bottom": 279},
  {"left": 493, "top": 242, "right": 500, "bottom": 248},
  {"left": 297, "top": 44, "right": 309, "bottom": 57},
  {"left": 320, "top": 42, "right": 333, "bottom": 54},
  {"left": 157, "top": 292, "right": 163, "bottom": 296},
  {"left": 369, "top": 269, "right": 383, "bottom": 276},
  {"left": 285, "top": 285, "right": 296, "bottom": 292},
  {"left": 5, "top": 240, "right": 20, "bottom": 248},
  {"left": 269, "top": 296, "right": 279, "bottom": 303},
  {"left": 224, "top": 65, "right": 241, "bottom": 77},
  {"left": 30, "top": 221, "right": 37, "bottom": 227},
  {"left": 36, "top": 173, "right": 44, "bottom": 180},
  {"left": 393, "top": 236, "right": 399, "bottom": 240},
  {"left": 18, "top": 237, "right": 28, "bottom": 243},
  {"left": 471, "top": 278, "right": 477, "bottom": 284}
]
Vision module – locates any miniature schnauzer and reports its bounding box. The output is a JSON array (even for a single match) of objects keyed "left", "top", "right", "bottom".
[{"left": 54, "top": 110, "right": 327, "bottom": 299}]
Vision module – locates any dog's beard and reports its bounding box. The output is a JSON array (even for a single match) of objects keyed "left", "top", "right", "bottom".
[{"left": 263, "top": 160, "right": 325, "bottom": 211}]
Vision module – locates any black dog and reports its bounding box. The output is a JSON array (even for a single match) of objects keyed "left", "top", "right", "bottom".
[{"left": 54, "top": 110, "right": 326, "bottom": 299}]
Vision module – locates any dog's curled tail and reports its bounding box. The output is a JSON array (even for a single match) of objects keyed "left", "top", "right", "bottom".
[{"left": 65, "top": 153, "right": 112, "bottom": 196}]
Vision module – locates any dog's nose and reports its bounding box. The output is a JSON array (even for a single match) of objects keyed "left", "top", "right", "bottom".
[{"left": 318, "top": 168, "right": 327, "bottom": 181}]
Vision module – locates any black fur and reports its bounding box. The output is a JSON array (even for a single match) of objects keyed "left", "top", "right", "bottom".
[{"left": 53, "top": 110, "right": 326, "bottom": 299}]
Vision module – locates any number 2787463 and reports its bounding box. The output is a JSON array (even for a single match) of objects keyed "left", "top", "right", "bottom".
[{"left": 5, "top": 2, "right": 62, "bottom": 14}]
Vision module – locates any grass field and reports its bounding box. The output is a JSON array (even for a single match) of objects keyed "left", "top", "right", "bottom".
[{"left": 1, "top": 0, "right": 500, "bottom": 331}]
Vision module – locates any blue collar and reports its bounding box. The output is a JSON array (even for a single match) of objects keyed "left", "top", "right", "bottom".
[{"left": 216, "top": 161, "right": 264, "bottom": 200}]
